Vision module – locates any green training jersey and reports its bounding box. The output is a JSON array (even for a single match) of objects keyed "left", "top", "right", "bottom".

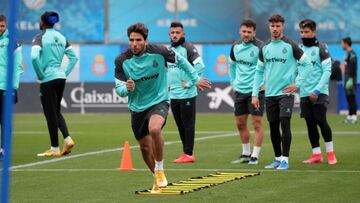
[
  {"left": 31, "top": 28, "right": 78, "bottom": 83},
  {"left": 299, "top": 42, "right": 331, "bottom": 97},
  {"left": 228, "top": 38, "right": 263, "bottom": 94},
  {"left": 252, "top": 36, "right": 312, "bottom": 97},
  {"left": 167, "top": 40, "right": 204, "bottom": 99},
  {"left": 0, "top": 29, "right": 23, "bottom": 90},
  {"left": 115, "top": 44, "right": 200, "bottom": 112}
]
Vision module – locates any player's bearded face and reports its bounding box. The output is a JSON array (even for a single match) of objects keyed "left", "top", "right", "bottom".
[
  {"left": 0, "top": 21, "right": 6, "bottom": 36},
  {"left": 169, "top": 27, "right": 184, "bottom": 43},
  {"left": 129, "top": 32, "right": 147, "bottom": 56},
  {"left": 239, "top": 26, "right": 255, "bottom": 43},
  {"left": 269, "top": 22, "right": 284, "bottom": 39}
]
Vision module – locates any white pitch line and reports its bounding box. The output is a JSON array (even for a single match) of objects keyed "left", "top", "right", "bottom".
[
  {"left": 10, "top": 168, "right": 360, "bottom": 173},
  {"left": 9, "top": 130, "right": 359, "bottom": 170},
  {"left": 166, "top": 131, "right": 360, "bottom": 135},
  {"left": 11, "top": 133, "right": 237, "bottom": 170},
  {"left": 11, "top": 130, "right": 360, "bottom": 135},
  {"left": 13, "top": 131, "right": 83, "bottom": 135}
]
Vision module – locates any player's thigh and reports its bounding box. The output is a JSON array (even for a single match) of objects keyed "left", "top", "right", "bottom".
[
  {"left": 179, "top": 97, "right": 196, "bottom": 125},
  {"left": 300, "top": 97, "right": 313, "bottom": 118},
  {"left": 234, "top": 91, "right": 251, "bottom": 116},
  {"left": 131, "top": 110, "right": 149, "bottom": 141},
  {"left": 313, "top": 94, "right": 329, "bottom": 121},
  {"left": 265, "top": 97, "right": 280, "bottom": 122},
  {"left": 249, "top": 91, "right": 265, "bottom": 116},
  {"left": 148, "top": 101, "right": 169, "bottom": 130},
  {"left": 279, "top": 95, "right": 294, "bottom": 118}
]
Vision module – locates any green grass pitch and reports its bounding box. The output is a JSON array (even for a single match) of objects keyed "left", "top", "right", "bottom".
[{"left": 7, "top": 113, "right": 360, "bottom": 202}]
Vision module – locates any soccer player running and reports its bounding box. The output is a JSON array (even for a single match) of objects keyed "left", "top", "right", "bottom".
[
  {"left": 340, "top": 37, "right": 358, "bottom": 124},
  {"left": 298, "top": 19, "right": 337, "bottom": 165},
  {"left": 114, "top": 23, "right": 211, "bottom": 193},
  {"left": 228, "top": 19, "right": 264, "bottom": 165},
  {"left": 31, "top": 11, "right": 78, "bottom": 157},
  {"left": 0, "top": 14, "right": 23, "bottom": 160},
  {"left": 252, "top": 14, "right": 312, "bottom": 170},
  {"left": 167, "top": 22, "right": 205, "bottom": 163}
]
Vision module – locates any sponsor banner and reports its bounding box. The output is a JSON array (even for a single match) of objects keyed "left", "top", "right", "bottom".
[
  {"left": 202, "top": 45, "right": 231, "bottom": 82},
  {"left": 251, "top": 0, "right": 360, "bottom": 42},
  {"left": 196, "top": 83, "right": 301, "bottom": 113},
  {"left": 15, "top": 44, "right": 360, "bottom": 83},
  {"left": 79, "top": 45, "right": 122, "bottom": 82},
  {"left": 108, "top": 0, "right": 244, "bottom": 43},
  {"left": 327, "top": 45, "right": 360, "bottom": 80},
  {"left": 16, "top": 83, "right": 129, "bottom": 113},
  {"left": 0, "top": 0, "right": 104, "bottom": 42},
  {"left": 15, "top": 82, "right": 340, "bottom": 113}
]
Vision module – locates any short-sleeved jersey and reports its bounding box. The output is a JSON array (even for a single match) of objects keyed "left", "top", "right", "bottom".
[
  {"left": 228, "top": 38, "right": 263, "bottom": 93},
  {"left": 299, "top": 42, "right": 331, "bottom": 97},
  {"left": 167, "top": 40, "right": 205, "bottom": 99},
  {"left": 252, "top": 36, "right": 312, "bottom": 97},
  {"left": 115, "top": 44, "right": 200, "bottom": 112}
]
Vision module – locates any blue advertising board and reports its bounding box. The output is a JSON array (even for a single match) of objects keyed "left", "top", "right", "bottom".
[
  {"left": 0, "top": 0, "right": 104, "bottom": 42},
  {"left": 16, "top": 43, "right": 360, "bottom": 83},
  {"left": 108, "top": 0, "right": 244, "bottom": 43},
  {"left": 328, "top": 44, "right": 360, "bottom": 80},
  {"left": 251, "top": 0, "right": 360, "bottom": 42},
  {"left": 79, "top": 45, "right": 121, "bottom": 82},
  {"left": 202, "top": 45, "right": 231, "bottom": 82}
]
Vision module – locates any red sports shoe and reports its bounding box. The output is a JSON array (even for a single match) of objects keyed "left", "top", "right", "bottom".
[
  {"left": 173, "top": 153, "right": 195, "bottom": 163},
  {"left": 327, "top": 151, "right": 337, "bottom": 165},
  {"left": 303, "top": 154, "right": 324, "bottom": 164}
]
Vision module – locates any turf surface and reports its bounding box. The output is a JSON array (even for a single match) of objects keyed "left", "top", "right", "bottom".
[{"left": 4, "top": 113, "right": 360, "bottom": 202}]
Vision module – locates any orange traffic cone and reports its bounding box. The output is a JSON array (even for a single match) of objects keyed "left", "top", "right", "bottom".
[{"left": 118, "top": 141, "right": 134, "bottom": 171}]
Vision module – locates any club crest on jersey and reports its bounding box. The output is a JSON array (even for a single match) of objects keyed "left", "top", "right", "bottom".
[
  {"left": 311, "top": 50, "right": 316, "bottom": 56},
  {"left": 282, "top": 47, "right": 287, "bottom": 54},
  {"left": 152, "top": 60, "right": 159, "bottom": 68},
  {"left": 250, "top": 50, "right": 255, "bottom": 57}
]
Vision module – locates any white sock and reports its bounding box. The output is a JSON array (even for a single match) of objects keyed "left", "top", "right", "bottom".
[
  {"left": 51, "top": 146, "right": 60, "bottom": 152},
  {"left": 155, "top": 160, "right": 164, "bottom": 170},
  {"left": 351, "top": 115, "right": 357, "bottom": 121},
  {"left": 281, "top": 156, "right": 289, "bottom": 163},
  {"left": 312, "top": 147, "right": 321, "bottom": 154},
  {"left": 325, "top": 141, "right": 334, "bottom": 152},
  {"left": 275, "top": 156, "right": 281, "bottom": 161},
  {"left": 347, "top": 115, "right": 352, "bottom": 120},
  {"left": 64, "top": 136, "right": 72, "bottom": 143},
  {"left": 242, "top": 143, "right": 251, "bottom": 156},
  {"left": 251, "top": 146, "right": 261, "bottom": 158}
]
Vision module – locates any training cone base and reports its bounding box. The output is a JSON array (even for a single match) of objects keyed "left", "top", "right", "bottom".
[{"left": 117, "top": 141, "right": 135, "bottom": 171}]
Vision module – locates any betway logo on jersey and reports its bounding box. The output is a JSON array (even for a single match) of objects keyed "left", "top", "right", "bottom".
[
  {"left": 69, "top": 87, "right": 128, "bottom": 108},
  {"left": 133, "top": 73, "right": 159, "bottom": 83},
  {"left": 236, "top": 59, "right": 254, "bottom": 66},
  {"left": 265, "top": 58, "right": 287, "bottom": 63}
]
